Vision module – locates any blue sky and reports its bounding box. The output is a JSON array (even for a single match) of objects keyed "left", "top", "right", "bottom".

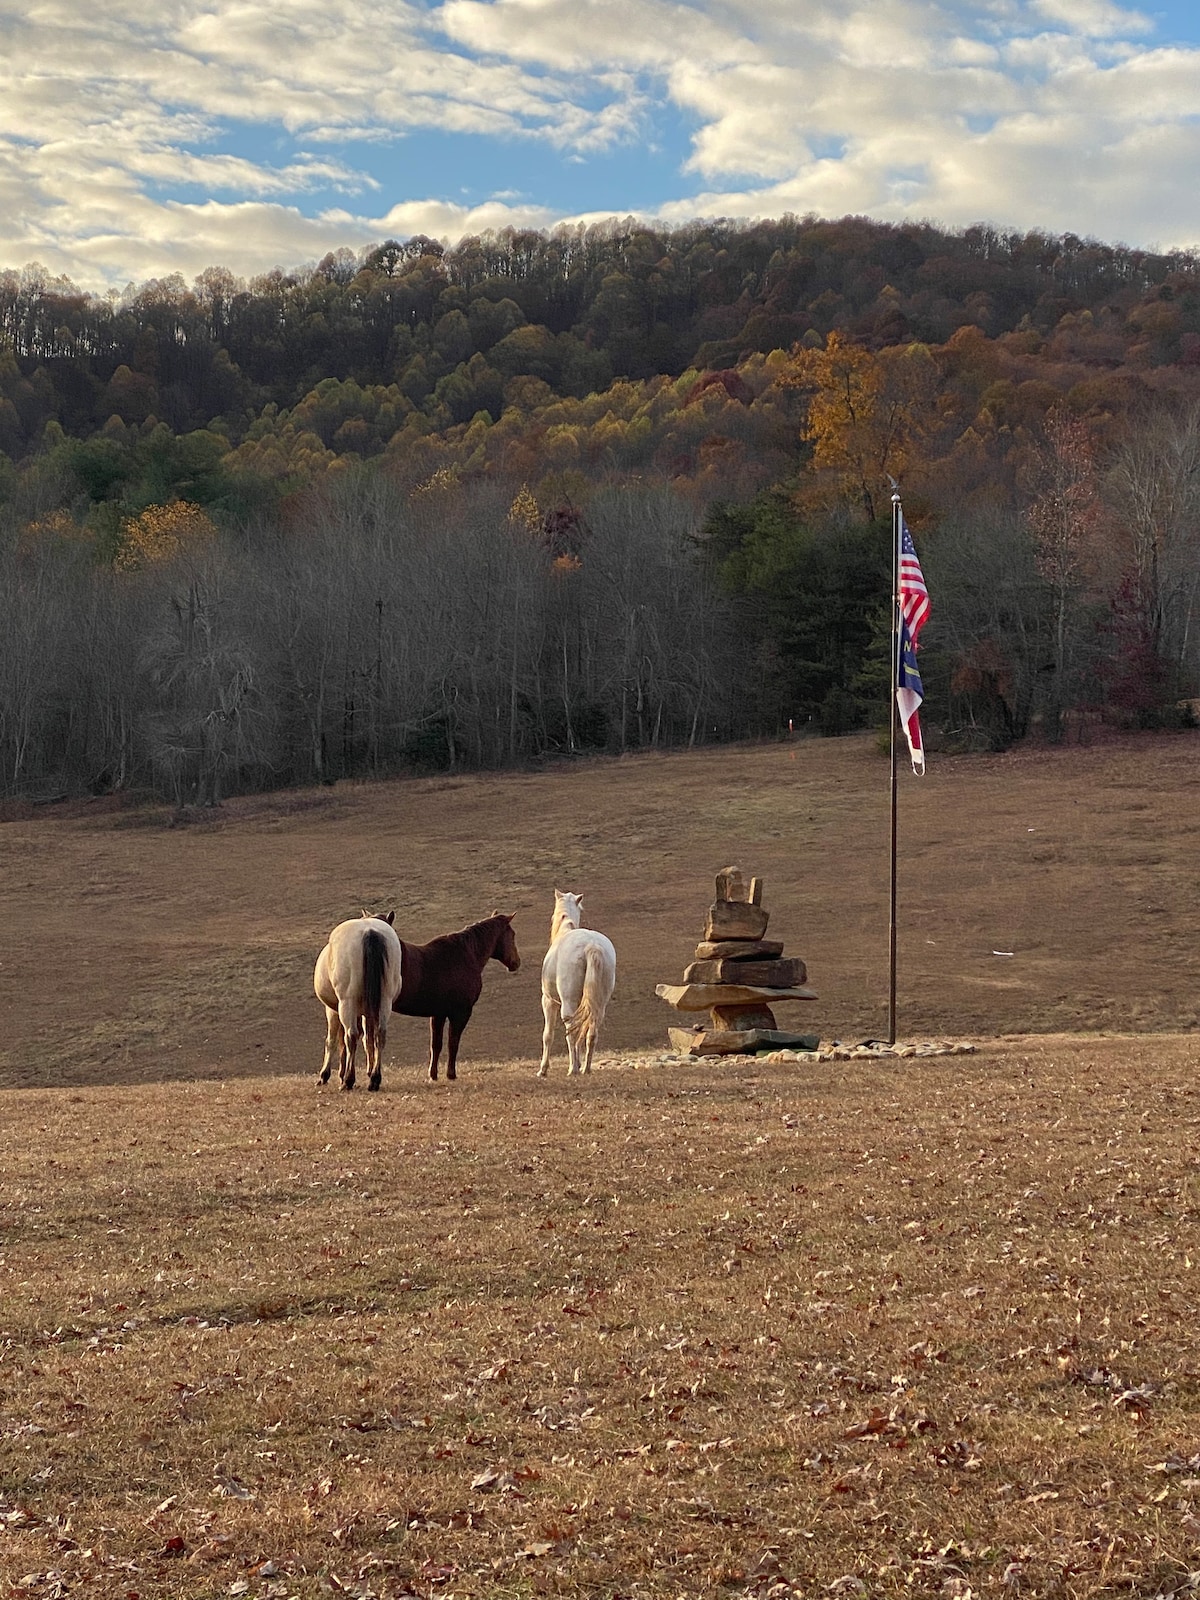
[
  {"left": 186, "top": 106, "right": 701, "bottom": 219},
  {"left": 3, "top": 0, "right": 1200, "bottom": 291},
  {"left": 1149, "top": 1, "right": 1200, "bottom": 43}
]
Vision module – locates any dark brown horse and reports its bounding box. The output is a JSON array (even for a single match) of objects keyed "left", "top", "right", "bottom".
[{"left": 392, "top": 913, "right": 520, "bottom": 1081}]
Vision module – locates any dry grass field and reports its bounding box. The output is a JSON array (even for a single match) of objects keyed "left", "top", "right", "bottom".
[{"left": 2, "top": 731, "right": 1200, "bottom": 1597}]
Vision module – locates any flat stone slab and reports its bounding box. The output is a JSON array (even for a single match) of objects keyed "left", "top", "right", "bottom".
[
  {"left": 669, "top": 1026, "right": 821, "bottom": 1057},
  {"left": 705, "top": 901, "right": 769, "bottom": 941},
  {"left": 693, "top": 939, "right": 784, "bottom": 961},
  {"left": 685, "top": 956, "right": 807, "bottom": 987},
  {"left": 657, "top": 981, "right": 818, "bottom": 1011}
]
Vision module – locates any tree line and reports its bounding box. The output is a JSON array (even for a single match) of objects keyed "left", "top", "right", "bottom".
[
  {"left": 4, "top": 398, "right": 1196, "bottom": 806},
  {"left": 1, "top": 476, "right": 746, "bottom": 804},
  {"left": 2, "top": 214, "right": 1199, "bottom": 803},
  {"left": 3, "top": 213, "right": 1198, "bottom": 465}
]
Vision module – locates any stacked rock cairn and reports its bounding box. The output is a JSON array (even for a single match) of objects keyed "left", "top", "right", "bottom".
[{"left": 655, "top": 866, "right": 819, "bottom": 1056}]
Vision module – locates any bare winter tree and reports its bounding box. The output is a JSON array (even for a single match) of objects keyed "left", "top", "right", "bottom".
[
  {"left": 923, "top": 504, "right": 1051, "bottom": 746},
  {"left": 584, "top": 485, "right": 716, "bottom": 750},
  {"left": 0, "top": 469, "right": 746, "bottom": 801},
  {"left": 62, "top": 567, "right": 149, "bottom": 793},
  {"left": 1025, "top": 409, "right": 1106, "bottom": 737},
  {"left": 141, "top": 553, "right": 265, "bottom": 806},
  {"left": 1106, "top": 403, "right": 1200, "bottom": 692}
]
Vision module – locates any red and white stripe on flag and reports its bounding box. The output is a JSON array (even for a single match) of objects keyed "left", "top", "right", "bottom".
[
  {"left": 899, "top": 520, "right": 930, "bottom": 643},
  {"left": 897, "top": 516, "right": 929, "bottom": 776}
]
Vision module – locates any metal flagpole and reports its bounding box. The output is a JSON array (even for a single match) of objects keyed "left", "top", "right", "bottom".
[{"left": 888, "top": 489, "right": 901, "bottom": 1046}]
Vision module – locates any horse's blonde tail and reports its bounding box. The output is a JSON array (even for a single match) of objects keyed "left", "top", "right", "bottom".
[{"left": 565, "top": 943, "right": 613, "bottom": 1046}]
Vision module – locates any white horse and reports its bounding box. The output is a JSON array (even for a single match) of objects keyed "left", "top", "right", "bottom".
[
  {"left": 314, "top": 911, "right": 404, "bottom": 1091},
  {"left": 538, "top": 889, "right": 616, "bottom": 1077}
]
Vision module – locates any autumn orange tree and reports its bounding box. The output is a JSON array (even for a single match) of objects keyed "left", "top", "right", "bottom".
[
  {"left": 506, "top": 483, "right": 541, "bottom": 535},
  {"left": 113, "top": 500, "right": 218, "bottom": 572},
  {"left": 19, "top": 508, "right": 93, "bottom": 552},
  {"left": 782, "top": 332, "right": 941, "bottom": 519}
]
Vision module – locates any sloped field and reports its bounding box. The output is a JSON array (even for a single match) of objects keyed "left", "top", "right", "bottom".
[{"left": 1, "top": 730, "right": 1198, "bottom": 1090}]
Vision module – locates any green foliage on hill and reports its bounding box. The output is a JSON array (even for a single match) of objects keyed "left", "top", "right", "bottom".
[
  {"left": 1, "top": 214, "right": 1199, "bottom": 802},
  {"left": 3, "top": 214, "right": 1199, "bottom": 478}
]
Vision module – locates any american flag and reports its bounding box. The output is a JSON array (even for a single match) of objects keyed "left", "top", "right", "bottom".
[
  {"left": 899, "top": 519, "right": 930, "bottom": 643},
  {"left": 896, "top": 517, "right": 930, "bottom": 776}
]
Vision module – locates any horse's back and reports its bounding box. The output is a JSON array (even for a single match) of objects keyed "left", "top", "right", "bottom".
[
  {"left": 393, "top": 935, "right": 483, "bottom": 1017},
  {"left": 556, "top": 925, "right": 616, "bottom": 963},
  {"left": 326, "top": 916, "right": 402, "bottom": 1004},
  {"left": 544, "top": 926, "right": 616, "bottom": 990}
]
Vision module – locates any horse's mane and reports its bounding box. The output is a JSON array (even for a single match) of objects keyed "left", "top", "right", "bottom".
[
  {"left": 462, "top": 914, "right": 503, "bottom": 958},
  {"left": 413, "top": 914, "right": 509, "bottom": 961},
  {"left": 550, "top": 904, "right": 581, "bottom": 944}
]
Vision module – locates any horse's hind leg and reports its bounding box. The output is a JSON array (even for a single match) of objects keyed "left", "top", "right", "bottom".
[
  {"left": 445, "top": 1010, "right": 470, "bottom": 1081},
  {"left": 366, "top": 1014, "right": 387, "bottom": 1092},
  {"left": 338, "top": 1000, "right": 360, "bottom": 1090},
  {"left": 562, "top": 1011, "right": 583, "bottom": 1076},
  {"left": 559, "top": 993, "right": 585, "bottom": 1075},
  {"left": 318, "top": 1006, "right": 341, "bottom": 1085},
  {"left": 428, "top": 1015, "right": 445, "bottom": 1081},
  {"left": 341, "top": 1028, "right": 360, "bottom": 1090},
  {"left": 582, "top": 1025, "right": 596, "bottom": 1075},
  {"left": 537, "top": 991, "right": 560, "bottom": 1077}
]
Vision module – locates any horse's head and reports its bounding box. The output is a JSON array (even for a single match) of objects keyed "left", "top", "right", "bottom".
[
  {"left": 361, "top": 908, "right": 395, "bottom": 925},
  {"left": 560, "top": 889, "right": 588, "bottom": 928},
  {"left": 554, "top": 889, "right": 583, "bottom": 924},
  {"left": 489, "top": 911, "right": 521, "bottom": 971},
  {"left": 550, "top": 889, "right": 584, "bottom": 944}
]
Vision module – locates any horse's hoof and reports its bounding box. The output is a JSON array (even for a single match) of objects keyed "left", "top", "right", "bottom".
[
  {"left": 367, "top": 1078, "right": 381, "bottom": 1092},
  {"left": 341, "top": 1078, "right": 355, "bottom": 1092},
  {"left": 447, "top": 1070, "right": 456, "bottom": 1081}
]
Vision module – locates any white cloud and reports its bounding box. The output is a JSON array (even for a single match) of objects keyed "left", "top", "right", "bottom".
[
  {"left": 439, "top": 0, "right": 743, "bottom": 73},
  {"left": 1028, "top": 0, "right": 1151, "bottom": 36},
  {"left": 1, "top": 0, "right": 1199, "bottom": 290}
]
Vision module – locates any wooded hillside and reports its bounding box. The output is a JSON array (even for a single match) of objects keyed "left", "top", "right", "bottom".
[{"left": 2, "top": 215, "right": 1198, "bottom": 802}]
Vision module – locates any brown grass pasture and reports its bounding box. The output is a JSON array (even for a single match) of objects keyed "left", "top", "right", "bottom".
[
  {"left": 2, "top": 732, "right": 1200, "bottom": 1596},
  {"left": 1, "top": 730, "right": 1200, "bottom": 1088}
]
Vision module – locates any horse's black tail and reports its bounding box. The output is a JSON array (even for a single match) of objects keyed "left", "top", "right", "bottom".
[{"left": 362, "top": 928, "right": 387, "bottom": 1040}]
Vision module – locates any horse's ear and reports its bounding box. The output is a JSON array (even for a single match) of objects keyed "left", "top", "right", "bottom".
[{"left": 385, "top": 910, "right": 395, "bottom": 925}]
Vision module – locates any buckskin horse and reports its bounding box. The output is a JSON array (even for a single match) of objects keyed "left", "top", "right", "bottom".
[
  {"left": 393, "top": 913, "right": 520, "bottom": 1080},
  {"left": 314, "top": 911, "right": 404, "bottom": 1092}
]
